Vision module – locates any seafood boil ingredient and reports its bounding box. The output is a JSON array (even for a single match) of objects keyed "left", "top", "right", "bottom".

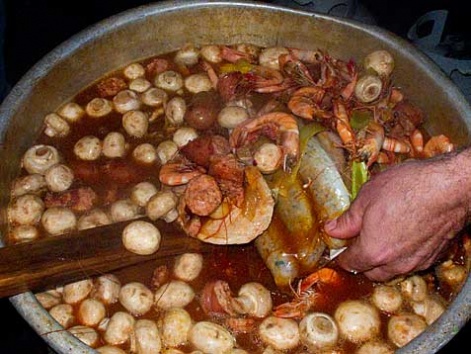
[
  {"left": 122, "top": 221, "right": 161, "bottom": 255},
  {"left": 334, "top": 300, "right": 381, "bottom": 343},
  {"left": 387, "top": 313, "right": 427, "bottom": 347},
  {"left": 22, "top": 145, "right": 61, "bottom": 174},
  {"left": 133, "top": 319, "right": 162, "bottom": 354},
  {"left": 188, "top": 321, "right": 235, "bottom": 353},
  {"left": 8, "top": 42, "right": 466, "bottom": 354},
  {"left": 259, "top": 316, "right": 300, "bottom": 350},
  {"left": 299, "top": 312, "right": 339, "bottom": 350},
  {"left": 119, "top": 282, "right": 154, "bottom": 316}
]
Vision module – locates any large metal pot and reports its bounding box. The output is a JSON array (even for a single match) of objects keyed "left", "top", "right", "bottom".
[{"left": 0, "top": 1, "right": 470, "bottom": 353}]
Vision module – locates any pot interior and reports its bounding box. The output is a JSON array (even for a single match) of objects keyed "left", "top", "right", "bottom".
[{"left": 0, "top": 1, "right": 470, "bottom": 353}]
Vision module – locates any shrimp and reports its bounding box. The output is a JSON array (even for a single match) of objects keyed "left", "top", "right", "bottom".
[
  {"left": 333, "top": 100, "right": 355, "bottom": 151},
  {"left": 382, "top": 136, "right": 411, "bottom": 154},
  {"left": 273, "top": 268, "right": 341, "bottom": 319},
  {"left": 288, "top": 86, "right": 332, "bottom": 120},
  {"left": 230, "top": 112, "right": 300, "bottom": 171},
  {"left": 159, "top": 161, "right": 205, "bottom": 186},
  {"left": 247, "top": 65, "right": 288, "bottom": 93},
  {"left": 279, "top": 53, "right": 317, "bottom": 87},
  {"left": 357, "top": 121, "right": 385, "bottom": 166},
  {"left": 410, "top": 128, "right": 424, "bottom": 155},
  {"left": 423, "top": 135, "right": 454, "bottom": 158},
  {"left": 194, "top": 166, "right": 275, "bottom": 245}
]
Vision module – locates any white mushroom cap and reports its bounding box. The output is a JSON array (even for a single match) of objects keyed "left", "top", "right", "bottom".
[
  {"left": 356, "top": 340, "right": 395, "bottom": 354},
  {"left": 78, "top": 208, "right": 111, "bottom": 230},
  {"left": 44, "top": 113, "right": 70, "bottom": 138},
  {"left": 132, "top": 143, "right": 157, "bottom": 164},
  {"left": 86, "top": 98, "right": 113, "bottom": 118},
  {"left": 119, "top": 282, "right": 154, "bottom": 316},
  {"left": 130, "top": 182, "right": 158, "bottom": 207},
  {"left": 154, "top": 280, "right": 195, "bottom": 310},
  {"left": 104, "top": 312, "right": 136, "bottom": 346},
  {"left": 22, "top": 144, "right": 61, "bottom": 174},
  {"left": 9, "top": 194, "right": 44, "bottom": 225},
  {"left": 400, "top": 275, "right": 428, "bottom": 302},
  {"left": 140, "top": 87, "right": 168, "bottom": 107},
  {"left": 156, "top": 140, "right": 178, "bottom": 164},
  {"left": 371, "top": 284, "right": 403, "bottom": 314},
  {"left": 102, "top": 132, "right": 127, "bottom": 158},
  {"left": 217, "top": 106, "right": 249, "bottom": 129},
  {"left": 45, "top": 163, "right": 74, "bottom": 192},
  {"left": 96, "top": 346, "right": 127, "bottom": 354},
  {"left": 173, "top": 253, "right": 204, "bottom": 282},
  {"left": 78, "top": 298, "right": 107, "bottom": 327},
  {"left": 200, "top": 45, "right": 223, "bottom": 64},
  {"left": 63, "top": 279, "right": 94, "bottom": 304},
  {"left": 299, "top": 312, "right": 339, "bottom": 350},
  {"left": 334, "top": 300, "right": 380, "bottom": 343},
  {"left": 133, "top": 319, "right": 162, "bottom": 353},
  {"left": 165, "top": 96, "right": 187, "bottom": 125},
  {"left": 122, "top": 221, "right": 161, "bottom": 256},
  {"left": 155, "top": 70, "right": 184, "bottom": 92},
  {"left": 74, "top": 136, "right": 102, "bottom": 161},
  {"left": 11, "top": 173, "right": 46, "bottom": 197},
  {"left": 109, "top": 199, "right": 141, "bottom": 222},
  {"left": 173, "top": 127, "right": 198, "bottom": 148},
  {"left": 236, "top": 282, "right": 273, "bottom": 318},
  {"left": 41, "top": 207, "right": 77, "bottom": 236},
  {"left": 387, "top": 313, "right": 427, "bottom": 348},
  {"left": 364, "top": 50, "right": 395, "bottom": 77},
  {"left": 129, "top": 77, "right": 152, "bottom": 93},
  {"left": 184, "top": 73, "right": 213, "bottom": 94},
  {"left": 69, "top": 325, "right": 100, "bottom": 347},
  {"left": 9, "top": 224, "right": 40, "bottom": 243},
  {"left": 123, "top": 62, "right": 146, "bottom": 80},
  {"left": 254, "top": 143, "right": 283, "bottom": 174},
  {"left": 113, "top": 90, "right": 142, "bottom": 114},
  {"left": 160, "top": 307, "right": 193, "bottom": 347},
  {"left": 122, "top": 110, "right": 149, "bottom": 138},
  {"left": 58, "top": 102, "right": 85, "bottom": 122},
  {"left": 188, "top": 321, "right": 235, "bottom": 353},
  {"left": 259, "top": 316, "right": 300, "bottom": 350},
  {"left": 49, "top": 303, "right": 75, "bottom": 328},
  {"left": 174, "top": 43, "right": 200, "bottom": 67},
  {"left": 146, "top": 191, "right": 178, "bottom": 221},
  {"left": 91, "top": 274, "right": 121, "bottom": 305}
]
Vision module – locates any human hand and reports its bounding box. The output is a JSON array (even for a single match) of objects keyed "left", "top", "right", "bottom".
[{"left": 324, "top": 152, "right": 470, "bottom": 281}]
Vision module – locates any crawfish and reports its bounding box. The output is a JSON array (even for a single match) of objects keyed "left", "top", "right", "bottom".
[{"left": 273, "top": 268, "right": 342, "bottom": 319}]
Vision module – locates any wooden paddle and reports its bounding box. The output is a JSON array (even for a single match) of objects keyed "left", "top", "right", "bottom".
[{"left": 0, "top": 219, "right": 218, "bottom": 298}]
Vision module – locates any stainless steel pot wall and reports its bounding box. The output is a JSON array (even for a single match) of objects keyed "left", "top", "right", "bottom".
[{"left": 0, "top": 1, "right": 470, "bottom": 353}]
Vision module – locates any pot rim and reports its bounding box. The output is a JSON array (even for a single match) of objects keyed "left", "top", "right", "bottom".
[{"left": 2, "top": 1, "right": 470, "bottom": 353}]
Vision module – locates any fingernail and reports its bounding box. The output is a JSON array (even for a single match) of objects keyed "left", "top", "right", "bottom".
[{"left": 324, "top": 218, "right": 337, "bottom": 232}]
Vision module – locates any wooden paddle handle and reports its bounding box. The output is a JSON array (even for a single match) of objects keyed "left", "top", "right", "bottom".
[{"left": 0, "top": 220, "right": 215, "bottom": 298}]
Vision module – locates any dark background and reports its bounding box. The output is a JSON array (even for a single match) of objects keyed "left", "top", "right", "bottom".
[{"left": 1, "top": 0, "right": 470, "bottom": 353}]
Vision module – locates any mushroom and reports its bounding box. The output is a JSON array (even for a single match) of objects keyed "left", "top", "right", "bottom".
[
  {"left": 122, "top": 221, "right": 161, "bottom": 256},
  {"left": 22, "top": 144, "right": 61, "bottom": 174},
  {"left": 119, "top": 282, "right": 154, "bottom": 316},
  {"left": 299, "top": 312, "right": 339, "bottom": 350}
]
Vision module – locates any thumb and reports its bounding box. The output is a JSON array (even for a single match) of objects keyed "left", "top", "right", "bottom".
[{"left": 324, "top": 203, "right": 364, "bottom": 239}]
